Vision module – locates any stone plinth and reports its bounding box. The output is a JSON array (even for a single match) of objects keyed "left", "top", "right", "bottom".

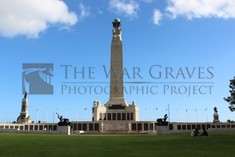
[
  {"left": 17, "top": 97, "right": 31, "bottom": 123},
  {"left": 102, "top": 122, "right": 129, "bottom": 133},
  {"left": 57, "top": 126, "right": 70, "bottom": 135},
  {"left": 213, "top": 113, "right": 220, "bottom": 123},
  {"left": 156, "top": 126, "right": 170, "bottom": 135}
]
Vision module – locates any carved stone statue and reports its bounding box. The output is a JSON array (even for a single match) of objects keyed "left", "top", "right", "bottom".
[
  {"left": 163, "top": 114, "right": 168, "bottom": 122},
  {"left": 24, "top": 91, "right": 27, "bottom": 99},
  {"left": 56, "top": 113, "right": 71, "bottom": 126},
  {"left": 214, "top": 107, "right": 218, "bottom": 113},
  {"left": 112, "top": 18, "right": 121, "bottom": 29},
  {"left": 157, "top": 114, "right": 169, "bottom": 126},
  {"left": 213, "top": 107, "right": 220, "bottom": 123},
  {"left": 57, "top": 113, "right": 63, "bottom": 122},
  {"left": 112, "top": 18, "right": 121, "bottom": 38}
]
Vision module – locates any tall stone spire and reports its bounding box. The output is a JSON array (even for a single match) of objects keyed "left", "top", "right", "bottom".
[
  {"left": 93, "top": 18, "right": 139, "bottom": 123},
  {"left": 17, "top": 92, "right": 31, "bottom": 123},
  {"left": 109, "top": 18, "right": 125, "bottom": 104}
]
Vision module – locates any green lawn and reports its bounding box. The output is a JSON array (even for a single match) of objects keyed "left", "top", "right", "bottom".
[{"left": 0, "top": 133, "right": 234, "bottom": 157}]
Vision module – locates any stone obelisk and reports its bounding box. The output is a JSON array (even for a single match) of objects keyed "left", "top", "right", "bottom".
[{"left": 108, "top": 18, "right": 126, "bottom": 106}]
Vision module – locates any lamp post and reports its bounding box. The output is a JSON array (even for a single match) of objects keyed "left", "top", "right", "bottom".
[
  {"left": 46, "top": 110, "right": 48, "bottom": 123},
  {"left": 176, "top": 108, "right": 178, "bottom": 122},
  {"left": 195, "top": 108, "right": 198, "bottom": 122},
  {"left": 168, "top": 104, "right": 170, "bottom": 122},
  {"left": 186, "top": 108, "right": 188, "bottom": 122},
  {"left": 36, "top": 109, "right": 39, "bottom": 123},
  {"left": 205, "top": 108, "right": 208, "bottom": 122},
  {"left": 156, "top": 107, "right": 158, "bottom": 120}
]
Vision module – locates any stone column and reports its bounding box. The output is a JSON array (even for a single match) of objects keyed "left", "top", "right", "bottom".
[
  {"left": 110, "top": 18, "right": 123, "bottom": 100},
  {"left": 17, "top": 93, "right": 31, "bottom": 123},
  {"left": 213, "top": 107, "right": 220, "bottom": 123}
]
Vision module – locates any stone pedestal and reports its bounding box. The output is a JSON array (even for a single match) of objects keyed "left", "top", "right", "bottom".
[
  {"left": 57, "top": 126, "right": 70, "bottom": 135},
  {"left": 156, "top": 126, "right": 170, "bottom": 135},
  {"left": 17, "top": 97, "right": 31, "bottom": 123},
  {"left": 102, "top": 122, "right": 128, "bottom": 133},
  {"left": 213, "top": 113, "right": 220, "bottom": 123}
]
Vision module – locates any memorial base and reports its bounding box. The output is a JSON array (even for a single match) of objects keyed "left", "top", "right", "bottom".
[
  {"left": 57, "top": 126, "right": 70, "bottom": 135},
  {"left": 213, "top": 114, "right": 220, "bottom": 123},
  {"left": 156, "top": 126, "right": 170, "bottom": 135}
]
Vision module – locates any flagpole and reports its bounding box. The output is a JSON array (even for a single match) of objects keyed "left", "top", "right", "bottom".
[
  {"left": 168, "top": 104, "right": 170, "bottom": 122},
  {"left": 65, "top": 108, "right": 68, "bottom": 118},
  {"left": 77, "top": 107, "right": 79, "bottom": 121},
  {"left": 156, "top": 107, "right": 158, "bottom": 120},
  {"left": 46, "top": 110, "right": 48, "bottom": 122},
  {"left": 187, "top": 113, "right": 188, "bottom": 122},
  {"left": 176, "top": 108, "right": 178, "bottom": 122},
  {"left": 186, "top": 109, "right": 188, "bottom": 122},
  {"left": 205, "top": 108, "right": 208, "bottom": 122},
  {"left": 78, "top": 109, "right": 79, "bottom": 121},
  {"left": 195, "top": 108, "right": 198, "bottom": 122},
  {"left": 55, "top": 108, "right": 58, "bottom": 122},
  {"left": 53, "top": 110, "right": 54, "bottom": 123},
  {"left": 36, "top": 109, "right": 39, "bottom": 123}
]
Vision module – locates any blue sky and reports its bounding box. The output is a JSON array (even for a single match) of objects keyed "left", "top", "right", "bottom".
[{"left": 0, "top": 0, "right": 235, "bottom": 123}]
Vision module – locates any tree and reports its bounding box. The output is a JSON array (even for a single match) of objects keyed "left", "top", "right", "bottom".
[{"left": 224, "top": 77, "right": 235, "bottom": 112}]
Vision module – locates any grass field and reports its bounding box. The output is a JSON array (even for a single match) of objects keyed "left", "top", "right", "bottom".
[{"left": 0, "top": 133, "right": 235, "bottom": 157}]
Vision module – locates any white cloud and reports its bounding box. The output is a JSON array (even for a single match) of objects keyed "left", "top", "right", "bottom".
[
  {"left": 0, "top": 0, "right": 78, "bottom": 38},
  {"left": 78, "top": 3, "right": 90, "bottom": 20},
  {"left": 109, "top": 0, "right": 139, "bottom": 17},
  {"left": 166, "top": 0, "right": 235, "bottom": 20},
  {"left": 153, "top": 9, "right": 162, "bottom": 25}
]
